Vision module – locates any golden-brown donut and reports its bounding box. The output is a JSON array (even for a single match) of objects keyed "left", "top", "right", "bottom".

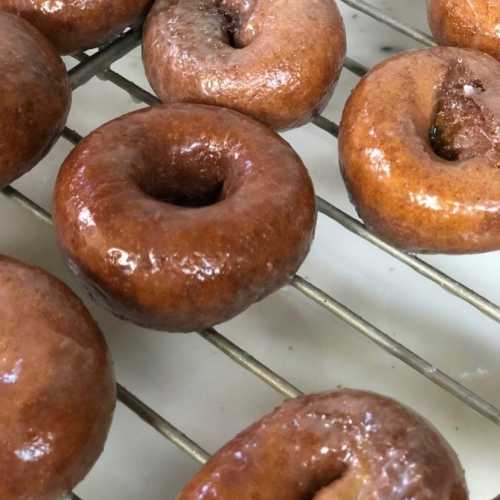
[
  {"left": 0, "top": 12, "right": 70, "bottom": 189},
  {"left": 428, "top": 0, "right": 500, "bottom": 61},
  {"left": 0, "top": 255, "right": 116, "bottom": 500},
  {"left": 179, "top": 390, "right": 468, "bottom": 499},
  {"left": 339, "top": 47, "right": 500, "bottom": 254},
  {"left": 142, "top": 0, "right": 346, "bottom": 130},
  {"left": 1, "top": 0, "right": 152, "bottom": 54},
  {"left": 53, "top": 104, "right": 316, "bottom": 332}
]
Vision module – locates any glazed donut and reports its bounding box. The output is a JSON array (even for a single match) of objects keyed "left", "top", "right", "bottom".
[
  {"left": 54, "top": 104, "right": 316, "bottom": 332},
  {"left": 428, "top": 0, "right": 500, "bottom": 61},
  {"left": 0, "top": 12, "right": 70, "bottom": 189},
  {"left": 142, "top": 0, "right": 346, "bottom": 130},
  {"left": 179, "top": 389, "right": 468, "bottom": 499},
  {"left": 1, "top": 0, "right": 152, "bottom": 54},
  {"left": 0, "top": 255, "right": 116, "bottom": 500},
  {"left": 339, "top": 47, "right": 500, "bottom": 254}
]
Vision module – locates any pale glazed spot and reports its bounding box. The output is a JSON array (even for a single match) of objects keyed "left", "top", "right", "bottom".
[
  {"left": 0, "top": 255, "right": 116, "bottom": 500},
  {"left": 0, "top": 0, "right": 153, "bottom": 54},
  {"left": 142, "top": 0, "right": 346, "bottom": 130},
  {"left": 53, "top": 104, "right": 316, "bottom": 332},
  {"left": 339, "top": 47, "right": 500, "bottom": 254},
  {"left": 0, "top": 12, "right": 70, "bottom": 189},
  {"left": 428, "top": 0, "right": 500, "bottom": 61},
  {"left": 178, "top": 390, "right": 468, "bottom": 499}
]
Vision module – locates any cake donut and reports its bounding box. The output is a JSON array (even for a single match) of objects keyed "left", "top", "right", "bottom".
[
  {"left": 339, "top": 47, "right": 500, "bottom": 253},
  {"left": 142, "top": 0, "right": 346, "bottom": 130},
  {"left": 428, "top": 0, "right": 500, "bottom": 61},
  {"left": 54, "top": 104, "right": 316, "bottom": 332},
  {"left": 1, "top": 0, "right": 152, "bottom": 54},
  {"left": 0, "top": 255, "right": 116, "bottom": 500},
  {"left": 0, "top": 12, "right": 70, "bottom": 189},
  {"left": 179, "top": 389, "right": 468, "bottom": 499}
]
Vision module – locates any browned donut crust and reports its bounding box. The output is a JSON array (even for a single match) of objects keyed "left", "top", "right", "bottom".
[
  {"left": 1, "top": 0, "right": 152, "bottom": 54},
  {"left": 339, "top": 47, "right": 500, "bottom": 254},
  {"left": 179, "top": 390, "right": 468, "bottom": 499},
  {"left": 0, "top": 12, "right": 70, "bottom": 189},
  {"left": 428, "top": 0, "right": 500, "bottom": 61},
  {"left": 0, "top": 255, "right": 116, "bottom": 500},
  {"left": 53, "top": 104, "right": 316, "bottom": 332},
  {"left": 142, "top": 0, "right": 346, "bottom": 130}
]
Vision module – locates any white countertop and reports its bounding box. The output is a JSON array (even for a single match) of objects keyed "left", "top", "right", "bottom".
[{"left": 4, "top": 1, "right": 500, "bottom": 498}]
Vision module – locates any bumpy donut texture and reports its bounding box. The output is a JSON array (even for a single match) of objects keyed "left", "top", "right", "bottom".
[
  {"left": 143, "top": 0, "right": 346, "bottom": 130},
  {"left": 0, "top": 12, "right": 70, "bottom": 189},
  {"left": 339, "top": 47, "right": 500, "bottom": 254},
  {"left": 428, "top": 0, "right": 500, "bottom": 61},
  {"left": 0, "top": 255, "right": 116, "bottom": 500},
  {"left": 1, "top": 0, "right": 152, "bottom": 54},
  {"left": 54, "top": 104, "right": 316, "bottom": 332},
  {"left": 179, "top": 390, "right": 468, "bottom": 499}
]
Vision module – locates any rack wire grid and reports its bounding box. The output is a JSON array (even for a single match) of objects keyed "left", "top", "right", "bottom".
[{"left": 2, "top": 1, "right": 500, "bottom": 499}]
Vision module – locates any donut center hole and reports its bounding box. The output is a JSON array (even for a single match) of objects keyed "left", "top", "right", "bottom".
[
  {"left": 153, "top": 182, "right": 224, "bottom": 207},
  {"left": 213, "top": 0, "right": 257, "bottom": 48},
  {"left": 429, "top": 60, "right": 500, "bottom": 163}
]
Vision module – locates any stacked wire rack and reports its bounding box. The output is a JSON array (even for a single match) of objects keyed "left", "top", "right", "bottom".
[{"left": 3, "top": 1, "right": 500, "bottom": 498}]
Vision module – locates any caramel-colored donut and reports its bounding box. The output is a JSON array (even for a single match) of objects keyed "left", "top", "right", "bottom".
[
  {"left": 1, "top": 0, "right": 152, "bottom": 54},
  {"left": 54, "top": 104, "right": 316, "bottom": 332},
  {"left": 179, "top": 390, "right": 468, "bottom": 499},
  {"left": 0, "top": 12, "right": 70, "bottom": 189},
  {"left": 0, "top": 255, "right": 115, "bottom": 500},
  {"left": 428, "top": 0, "right": 500, "bottom": 61},
  {"left": 142, "top": 0, "right": 346, "bottom": 130},
  {"left": 339, "top": 47, "right": 500, "bottom": 254}
]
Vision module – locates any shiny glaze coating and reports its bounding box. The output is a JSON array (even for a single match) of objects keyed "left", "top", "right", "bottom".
[
  {"left": 0, "top": 255, "right": 116, "bottom": 500},
  {"left": 0, "top": 12, "right": 70, "bottom": 189},
  {"left": 1, "top": 0, "right": 152, "bottom": 54},
  {"left": 179, "top": 389, "right": 468, "bottom": 499},
  {"left": 142, "top": 0, "right": 346, "bottom": 130},
  {"left": 339, "top": 47, "right": 500, "bottom": 254},
  {"left": 428, "top": 0, "right": 500, "bottom": 61},
  {"left": 54, "top": 104, "right": 316, "bottom": 332}
]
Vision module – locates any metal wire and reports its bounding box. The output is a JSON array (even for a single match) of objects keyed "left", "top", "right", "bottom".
[{"left": 2, "top": 0, "right": 500, "bottom": 495}]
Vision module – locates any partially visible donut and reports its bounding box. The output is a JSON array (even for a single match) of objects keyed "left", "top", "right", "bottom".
[
  {"left": 179, "top": 390, "right": 468, "bottom": 499},
  {"left": 0, "top": 255, "right": 116, "bottom": 500},
  {"left": 339, "top": 47, "right": 500, "bottom": 254},
  {"left": 428, "top": 0, "right": 500, "bottom": 61},
  {"left": 142, "top": 0, "right": 346, "bottom": 130},
  {"left": 53, "top": 104, "right": 316, "bottom": 332},
  {"left": 0, "top": 12, "right": 70, "bottom": 189},
  {"left": 1, "top": 0, "right": 152, "bottom": 54}
]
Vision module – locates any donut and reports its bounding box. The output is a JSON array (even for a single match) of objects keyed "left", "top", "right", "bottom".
[
  {"left": 339, "top": 47, "right": 500, "bottom": 254},
  {"left": 0, "top": 255, "right": 116, "bottom": 500},
  {"left": 142, "top": 0, "right": 346, "bottom": 130},
  {"left": 179, "top": 389, "right": 468, "bottom": 499},
  {"left": 0, "top": 12, "right": 70, "bottom": 189},
  {"left": 1, "top": 0, "right": 152, "bottom": 54},
  {"left": 428, "top": 0, "right": 500, "bottom": 61},
  {"left": 53, "top": 103, "right": 316, "bottom": 332}
]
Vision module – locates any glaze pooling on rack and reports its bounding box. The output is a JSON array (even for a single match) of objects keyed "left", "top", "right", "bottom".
[{"left": 0, "top": 0, "right": 499, "bottom": 496}]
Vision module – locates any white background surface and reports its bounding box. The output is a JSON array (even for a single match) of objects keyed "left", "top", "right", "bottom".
[{"left": 4, "top": 1, "right": 500, "bottom": 498}]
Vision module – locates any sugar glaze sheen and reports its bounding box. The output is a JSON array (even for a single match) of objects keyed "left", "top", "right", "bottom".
[{"left": 178, "top": 390, "right": 468, "bottom": 499}]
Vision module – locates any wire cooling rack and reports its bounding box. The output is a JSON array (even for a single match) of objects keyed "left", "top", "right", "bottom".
[{"left": 2, "top": 1, "right": 500, "bottom": 498}]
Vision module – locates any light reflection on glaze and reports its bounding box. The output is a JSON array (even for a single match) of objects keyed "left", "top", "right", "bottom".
[
  {"left": 15, "top": 433, "right": 54, "bottom": 463},
  {"left": 0, "top": 358, "right": 23, "bottom": 384},
  {"left": 178, "top": 390, "right": 468, "bottom": 499}
]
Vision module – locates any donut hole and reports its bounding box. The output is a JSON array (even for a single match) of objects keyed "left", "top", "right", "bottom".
[
  {"left": 429, "top": 60, "right": 500, "bottom": 163},
  {"left": 214, "top": 0, "right": 257, "bottom": 49}
]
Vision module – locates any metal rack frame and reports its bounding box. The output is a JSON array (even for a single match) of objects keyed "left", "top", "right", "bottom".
[{"left": 2, "top": 2, "right": 499, "bottom": 498}]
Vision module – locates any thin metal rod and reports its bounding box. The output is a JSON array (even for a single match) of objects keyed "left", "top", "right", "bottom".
[
  {"left": 339, "top": 0, "right": 436, "bottom": 47},
  {"left": 316, "top": 197, "right": 500, "bottom": 324},
  {"left": 69, "top": 28, "right": 142, "bottom": 89},
  {"left": 312, "top": 115, "right": 339, "bottom": 136},
  {"left": 292, "top": 275, "right": 500, "bottom": 426},
  {"left": 343, "top": 56, "right": 369, "bottom": 77},
  {"left": 1, "top": 186, "right": 52, "bottom": 225},
  {"left": 117, "top": 384, "right": 210, "bottom": 464},
  {"left": 199, "top": 328, "right": 302, "bottom": 399},
  {"left": 71, "top": 494, "right": 83, "bottom": 500}
]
